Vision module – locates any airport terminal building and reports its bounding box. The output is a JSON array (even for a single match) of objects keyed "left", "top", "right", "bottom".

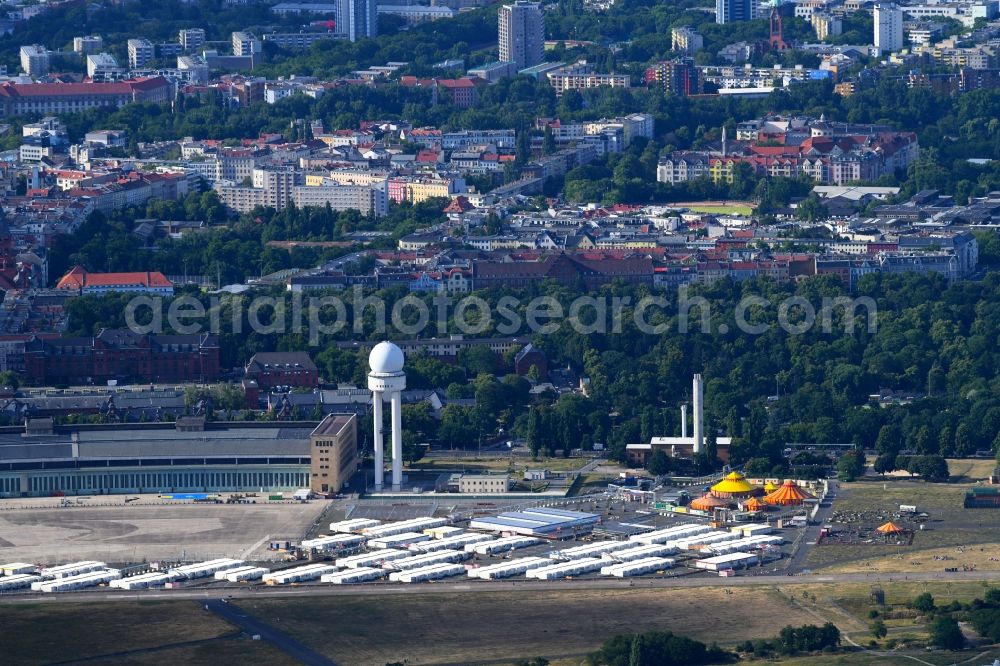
[{"left": 0, "top": 414, "right": 358, "bottom": 497}]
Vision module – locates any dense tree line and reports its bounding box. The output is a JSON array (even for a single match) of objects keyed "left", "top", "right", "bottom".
[
  {"left": 589, "top": 629, "right": 731, "bottom": 666},
  {"left": 48, "top": 195, "right": 447, "bottom": 287}
]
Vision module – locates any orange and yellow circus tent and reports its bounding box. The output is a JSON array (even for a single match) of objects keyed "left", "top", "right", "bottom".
[{"left": 763, "top": 480, "right": 815, "bottom": 506}]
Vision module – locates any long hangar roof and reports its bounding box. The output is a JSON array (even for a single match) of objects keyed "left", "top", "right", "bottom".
[{"left": 0, "top": 424, "right": 315, "bottom": 463}]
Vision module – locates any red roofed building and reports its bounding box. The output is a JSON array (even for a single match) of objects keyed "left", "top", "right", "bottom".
[
  {"left": 56, "top": 266, "right": 174, "bottom": 296},
  {"left": 0, "top": 77, "right": 172, "bottom": 117},
  {"left": 437, "top": 78, "right": 479, "bottom": 108}
]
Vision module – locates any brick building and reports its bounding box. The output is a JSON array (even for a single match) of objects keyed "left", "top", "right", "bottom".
[
  {"left": 244, "top": 351, "right": 319, "bottom": 390},
  {"left": 23, "top": 329, "right": 220, "bottom": 385}
]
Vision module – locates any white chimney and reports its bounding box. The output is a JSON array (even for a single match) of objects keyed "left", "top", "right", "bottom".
[
  {"left": 680, "top": 403, "right": 688, "bottom": 439},
  {"left": 692, "top": 374, "right": 704, "bottom": 454}
]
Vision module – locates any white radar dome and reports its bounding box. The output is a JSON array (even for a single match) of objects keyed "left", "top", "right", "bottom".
[{"left": 368, "top": 341, "right": 405, "bottom": 373}]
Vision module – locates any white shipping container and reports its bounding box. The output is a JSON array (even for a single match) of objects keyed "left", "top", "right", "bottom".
[
  {"left": 0, "top": 574, "right": 40, "bottom": 590},
  {"left": 470, "top": 536, "right": 541, "bottom": 555},
  {"left": 601, "top": 544, "right": 677, "bottom": 563},
  {"left": 388, "top": 562, "right": 466, "bottom": 583},
  {"left": 301, "top": 534, "right": 366, "bottom": 551},
  {"left": 527, "top": 557, "right": 604, "bottom": 580},
  {"left": 694, "top": 552, "right": 759, "bottom": 571},
  {"left": 38, "top": 561, "right": 107, "bottom": 580},
  {"left": 424, "top": 525, "right": 464, "bottom": 539},
  {"left": 321, "top": 567, "right": 388, "bottom": 584},
  {"left": 36, "top": 569, "right": 121, "bottom": 592},
  {"left": 336, "top": 549, "right": 410, "bottom": 569},
  {"left": 170, "top": 558, "right": 244, "bottom": 580},
  {"left": 550, "top": 540, "right": 632, "bottom": 561},
  {"left": 411, "top": 533, "right": 493, "bottom": 553},
  {"left": 0, "top": 563, "right": 37, "bottom": 576},
  {"left": 361, "top": 518, "right": 447, "bottom": 539},
  {"left": 600, "top": 557, "right": 674, "bottom": 577},
  {"left": 329, "top": 518, "right": 382, "bottom": 533},
  {"left": 468, "top": 557, "right": 551, "bottom": 580},
  {"left": 224, "top": 567, "right": 269, "bottom": 582},
  {"left": 110, "top": 573, "right": 171, "bottom": 590},
  {"left": 381, "top": 549, "right": 470, "bottom": 571},
  {"left": 263, "top": 564, "right": 337, "bottom": 584},
  {"left": 629, "top": 524, "right": 711, "bottom": 545},
  {"left": 367, "top": 532, "right": 431, "bottom": 549}
]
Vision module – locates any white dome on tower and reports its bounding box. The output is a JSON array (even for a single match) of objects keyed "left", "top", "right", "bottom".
[{"left": 369, "top": 341, "right": 404, "bottom": 374}]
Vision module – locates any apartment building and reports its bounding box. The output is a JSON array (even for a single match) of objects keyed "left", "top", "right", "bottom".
[{"left": 127, "top": 39, "right": 155, "bottom": 69}]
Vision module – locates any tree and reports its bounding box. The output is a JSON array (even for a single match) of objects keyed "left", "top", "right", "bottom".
[
  {"left": 837, "top": 450, "right": 864, "bottom": 481},
  {"left": 875, "top": 424, "right": 903, "bottom": 458},
  {"left": 912, "top": 592, "right": 936, "bottom": 613},
  {"left": 954, "top": 422, "right": 975, "bottom": 457},
  {"left": 0, "top": 371, "right": 18, "bottom": 389},
  {"left": 928, "top": 616, "right": 964, "bottom": 650},
  {"left": 873, "top": 453, "right": 896, "bottom": 476},
  {"left": 870, "top": 620, "right": 887, "bottom": 639},
  {"left": 796, "top": 194, "right": 829, "bottom": 222},
  {"left": 648, "top": 450, "right": 672, "bottom": 475}
]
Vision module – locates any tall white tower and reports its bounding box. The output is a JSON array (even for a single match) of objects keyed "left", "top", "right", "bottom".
[
  {"left": 498, "top": 1, "right": 544, "bottom": 71},
  {"left": 692, "top": 374, "right": 704, "bottom": 454},
  {"left": 368, "top": 341, "right": 406, "bottom": 491},
  {"left": 873, "top": 3, "right": 903, "bottom": 55}
]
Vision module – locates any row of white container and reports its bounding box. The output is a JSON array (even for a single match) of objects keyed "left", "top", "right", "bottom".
[
  {"left": 705, "top": 535, "right": 783, "bottom": 555},
  {"left": 671, "top": 531, "right": 740, "bottom": 551},
  {"left": 549, "top": 540, "right": 633, "bottom": 561},
  {"left": 110, "top": 572, "right": 174, "bottom": 590},
  {"left": 368, "top": 532, "right": 430, "bottom": 549},
  {"left": 321, "top": 567, "right": 388, "bottom": 584},
  {"left": 527, "top": 557, "right": 605, "bottom": 580},
  {"left": 388, "top": 562, "right": 466, "bottom": 583},
  {"left": 170, "top": 558, "right": 245, "bottom": 580},
  {"left": 382, "top": 549, "right": 471, "bottom": 571},
  {"left": 0, "top": 562, "right": 37, "bottom": 577},
  {"left": 264, "top": 564, "right": 338, "bottom": 584},
  {"left": 468, "top": 557, "right": 552, "bottom": 580},
  {"left": 409, "top": 533, "right": 493, "bottom": 553},
  {"left": 629, "top": 524, "right": 713, "bottom": 546},
  {"left": 600, "top": 543, "right": 678, "bottom": 563},
  {"left": 600, "top": 557, "right": 675, "bottom": 577},
  {"left": 38, "top": 561, "right": 108, "bottom": 581},
  {"left": 694, "top": 552, "right": 760, "bottom": 571},
  {"left": 300, "top": 534, "right": 366, "bottom": 552},
  {"left": 32, "top": 569, "right": 121, "bottom": 592},
  {"left": 214, "top": 565, "right": 270, "bottom": 582},
  {"left": 466, "top": 536, "right": 542, "bottom": 555},
  {"left": 336, "top": 548, "right": 412, "bottom": 569},
  {"left": 328, "top": 518, "right": 382, "bottom": 534},
  {"left": 0, "top": 573, "right": 40, "bottom": 590},
  {"left": 361, "top": 517, "right": 447, "bottom": 539}
]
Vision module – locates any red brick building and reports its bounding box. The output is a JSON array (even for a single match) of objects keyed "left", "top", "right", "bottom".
[
  {"left": 244, "top": 351, "right": 319, "bottom": 390},
  {"left": 23, "top": 329, "right": 220, "bottom": 386}
]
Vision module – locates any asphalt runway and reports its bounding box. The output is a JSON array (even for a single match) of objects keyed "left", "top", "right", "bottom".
[{"left": 0, "top": 500, "right": 330, "bottom": 563}]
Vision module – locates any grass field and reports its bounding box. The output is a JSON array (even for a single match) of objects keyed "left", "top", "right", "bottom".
[
  {"left": 6, "top": 581, "right": 1000, "bottom": 666},
  {"left": 234, "top": 587, "right": 800, "bottom": 665},
  {"left": 683, "top": 204, "right": 755, "bottom": 215},
  {"left": 82, "top": 637, "right": 298, "bottom": 666},
  {"left": 0, "top": 601, "right": 241, "bottom": 665},
  {"left": 806, "top": 479, "right": 1000, "bottom": 573}
]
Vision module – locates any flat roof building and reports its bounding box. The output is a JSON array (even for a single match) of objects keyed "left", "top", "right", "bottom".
[
  {"left": 0, "top": 420, "right": 321, "bottom": 497},
  {"left": 310, "top": 414, "right": 358, "bottom": 494}
]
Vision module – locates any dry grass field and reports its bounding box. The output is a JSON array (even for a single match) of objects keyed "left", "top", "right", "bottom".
[
  {"left": 235, "top": 587, "right": 800, "bottom": 665},
  {"left": 805, "top": 478, "right": 1000, "bottom": 573},
  {"left": 0, "top": 601, "right": 238, "bottom": 665}
]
